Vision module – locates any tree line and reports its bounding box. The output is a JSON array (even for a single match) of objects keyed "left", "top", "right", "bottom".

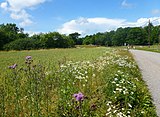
[{"left": 0, "top": 23, "right": 160, "bottom": 50}]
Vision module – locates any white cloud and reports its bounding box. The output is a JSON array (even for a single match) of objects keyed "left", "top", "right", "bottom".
[
  {"left": 121, "top": 0, "right": 133, "bottom": 8},
  {"left": 57, "top": 17, "right": 160, "bottom": 36},
  {"left": 0, "top": 0, "right": 47, "bottom": 27},
  {"left": 24, "top": 30, "right": 42, "bottom": 36},
  {"left": 10, "top": 10, "right": 33, "bottom": 27},
  {"left": 19, "top": 19, "right": 33, "bottom": 27},
  {"left": 58, "top": 17, "right": 126, "bottom": 36},
  {"left": 152, "top": 9, "right": 160, "bottom": 15},
  {"left": 10, "top": 10, "right": 30, "bottom": 20},
  {"left": 3, "top": 0, "right": 46, "bottom": 11},
  {"left": 0, "top": 2, "right": 8, "bottom": 10}
]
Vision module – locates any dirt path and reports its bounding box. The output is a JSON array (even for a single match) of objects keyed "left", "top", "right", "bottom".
[{"left": 130, "top": 49, "right": 160, "bottom": 116}]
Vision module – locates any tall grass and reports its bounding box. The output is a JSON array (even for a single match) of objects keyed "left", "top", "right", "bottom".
[{"left": 0, "top": 47, "right": 157, "bottom": 116}]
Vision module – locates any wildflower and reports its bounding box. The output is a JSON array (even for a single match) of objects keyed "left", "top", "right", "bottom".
[
  {"left": 113, "top": 110, "right": 117, "bottom": 113},
  {"left": 9, "top": 64, "right": 17, "bottom": 69},
  {"left": 73, "top": 92, "right": 84, "bottom": 101},
  {"left": 116, "top": 84, "right": 120, "bottom": 86},
  {"left": 92, "top": 74, "right": 96, "bottom": 77},
  {"left": 114, "top": 78, "right": 118, "bottom": 81},
  {"left": 25, "top": 56, "right": 33, "bottom": 64},
  {"left": 106, "top": 112, "right": 111, "bottom": 116},
  {"left": 128, "top": 103, "right": 132, "bottom": 108},
  {"left": 123, "top": 91, "right": 127, "bottom": 94},
  {"left": 113, "top": 91, "right": 116, "bottom": 94},
  {"left": 127, "top": 111, "right": 131, "bottom": 114},
  {"left": 26, "top": 56, "right": 32, "bottom": 60},
  {"left": 106, "top": 101, "right": 112, "bottom": 106},
  {"left": 107, "top": 107, "right": 111, "bottom": 112},
  {"left": 45, "top": 71, "right": 51, "bottom": 75}
]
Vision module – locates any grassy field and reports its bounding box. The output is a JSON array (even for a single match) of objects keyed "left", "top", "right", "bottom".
[
  {"left": 0, "top": 47, "right": 106, "bottom": 75},
  {"left": 0, "top": 47, "right": 157, "bottom": 116},
  {"left": 136, "top": 44, "right": 160, "bottom": 53}
]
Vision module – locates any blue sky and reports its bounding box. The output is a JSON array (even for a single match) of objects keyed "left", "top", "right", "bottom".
[{"left": 0, "top": 0, "right": 160, "bottom": 36}]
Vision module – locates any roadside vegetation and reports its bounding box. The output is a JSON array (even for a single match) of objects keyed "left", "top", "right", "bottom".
[{"left": 0, "top": 47, "right": 157, "bottom": 116}]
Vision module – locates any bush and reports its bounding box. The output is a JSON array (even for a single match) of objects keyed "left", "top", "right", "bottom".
[{"left": 3, "top": 38, "right": 36, "bottom": 50}]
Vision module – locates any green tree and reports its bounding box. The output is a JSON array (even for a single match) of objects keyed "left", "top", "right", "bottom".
[
  {"left": 103, "top": 31, "right": 115, "bottom": 46},
  {"left": 3, "top": 38, "right": 35, "bottom": 50},
  {"left": 151, "top": 26, "right": 159, "bottom": 44},
  {"left": 0, "top": 23, "right": 28, "bottom": 50},
  {"left": 83, "top": 35, "right": 93, "bottom": 45},
  {"left": 0, "top": 30, "right": 7, "bottom": 50},
  {"left": 69, "top": 32, "right": 81, "bottom": 45},
  {"left": 112, "top": 27, "right": 128, "bottom": 46},
  {"left": 126, "top": 27, "right": 147, "bottom": 45}
]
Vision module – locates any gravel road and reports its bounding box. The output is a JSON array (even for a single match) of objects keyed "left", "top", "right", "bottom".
[{"left": 130, "top": 49, "right": 160, "bottom": 116}]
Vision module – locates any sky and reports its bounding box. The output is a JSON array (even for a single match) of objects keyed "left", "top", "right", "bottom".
[{"left": 0, "top": 0, "right": 160, "bottom": 36}]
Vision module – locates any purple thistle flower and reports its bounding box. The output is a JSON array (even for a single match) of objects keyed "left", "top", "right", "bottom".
[
  {"left": 73, "top": 92, "right": 84, "bottom": 101},
  {"left": 9, "top": 64, "right": 17, "bottom": 69},
  {"left": 26, "top": 56, "right": 32, "bottom": 60}
]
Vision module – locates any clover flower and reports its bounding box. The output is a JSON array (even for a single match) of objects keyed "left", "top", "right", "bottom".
[
  {"left": 25, "top": 56, "right": 32, "bottom": 64},
  {"left": 73, "top": 92, "right": 84, "bottom": 101},
  {"left": 9, "top": 64, "right": 17, "bottom": 69},
  {"left": 26, "top": 56, "right": 32, "bottom": 60}
]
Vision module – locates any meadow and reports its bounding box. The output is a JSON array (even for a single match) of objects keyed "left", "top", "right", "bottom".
[{"left": 0, "top": 47, "right": 157, "bottom": 117}]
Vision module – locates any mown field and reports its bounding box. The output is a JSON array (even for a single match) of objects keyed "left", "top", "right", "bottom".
[
  {"left": 136, "top": 44, "right": 160, "bottom": 53},
  {"left": 0, "top": 47, "right": 157, "bottom": 117}
]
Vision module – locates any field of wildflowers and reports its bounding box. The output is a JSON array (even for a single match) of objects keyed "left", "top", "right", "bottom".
[{"left": 0, "top": 47, "right": 157, "bottom": 116}]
